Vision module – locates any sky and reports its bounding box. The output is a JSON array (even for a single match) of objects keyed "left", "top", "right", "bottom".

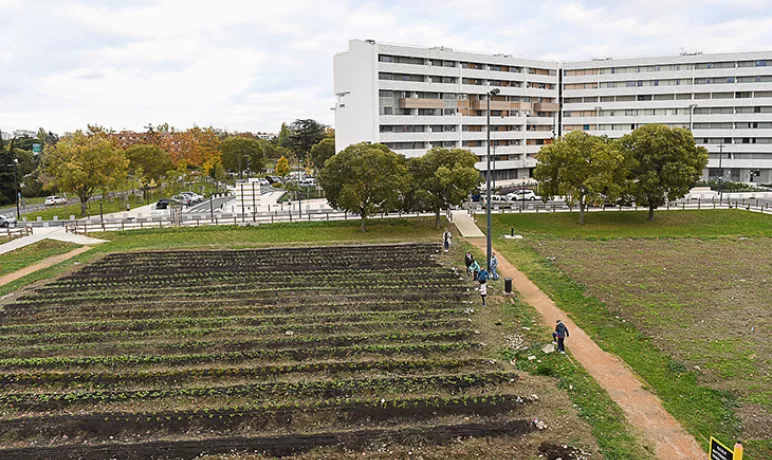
[{"left": 2, "top": 0, "right": 772, "bottom": 135}]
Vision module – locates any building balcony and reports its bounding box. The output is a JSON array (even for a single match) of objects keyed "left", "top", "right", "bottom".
[
  {"left": 399, "top": 98, "right": 444, "bottom": 109},
  {"left": 533, "top": 102, "right": 560, "bottom": 112},
  {"left": 471, "top": 100, "right": 520, "bottom": 110}
]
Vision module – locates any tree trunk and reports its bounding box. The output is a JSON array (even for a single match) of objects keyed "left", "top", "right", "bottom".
[
  {"left": 578, "top": 195, "right": 585, "bottom": 225},
  {"left": 435, "top": 209, "right": 441, "bottom": 229},
  {"left": 79, "top": 198, "right": 87, "bottom": 217},
  {"left": 648, "top": 206, "right": 655, "bottom": 221},
  {"left": 360, "top": 211, "right": 367, "bottom": 232}
]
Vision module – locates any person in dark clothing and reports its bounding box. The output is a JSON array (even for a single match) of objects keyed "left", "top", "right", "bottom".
[
  {"left": 553, "top": 320, "right": 570, "bottom": 354},
  {"left": 443, "top": 228, "right": 452, "bottom": 252},
  {"left": 478, "top": 267, "right": 489, "bottom": 285},
  {"left": 464, "top": 251, "right": 474, "bottom": 276}
]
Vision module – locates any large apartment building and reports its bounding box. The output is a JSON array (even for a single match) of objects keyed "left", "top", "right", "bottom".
[
  {"left": 333, "top": 40, "right": 560, "bottom": 182},
  {"left": 334, "top": 40, "right": 772, "bottom": 184}
]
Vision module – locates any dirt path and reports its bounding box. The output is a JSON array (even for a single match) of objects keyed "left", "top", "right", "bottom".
[
  {"left": 0, "top": 246, "right": 92, "bottom": 288},
  {"left": 468, "top": 238, "right": 705, "bottom": 459}
]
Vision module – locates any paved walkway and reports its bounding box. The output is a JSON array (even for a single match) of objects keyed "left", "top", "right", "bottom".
[
  {"left": 0, "top": 228, "right": 107, "bottom": 256},
  {"left": 0, "top": 246, "right": 92, "bottom": 287},
  {"left": 451, "top": 210, "right": 485, "bottom": 238},
  {"left": 455, "top": 216, "right": 704, "bottom": 459}
]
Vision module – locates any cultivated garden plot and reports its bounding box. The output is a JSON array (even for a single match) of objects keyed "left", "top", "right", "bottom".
[{"left": 0, "top": 243, "right": 589, "bottom": 459}]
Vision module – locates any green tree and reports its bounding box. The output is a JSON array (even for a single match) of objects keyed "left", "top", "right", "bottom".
[
  {"left": 220, "top": 137, "right": 264, "bottom": 178},
  {"left": 277, "top": 122, "right": 292, "bottom": 148},
  {"left": 288, "top": 119, "right": 327, "bottom": 162},
  {"left": 125, "top": 144, "right": 172, "bottom": 201},
  {"left": 535, "top": 131, "right": 625, "bottom": 225},
  {"left": 319, "top": 142, "right": 409, "bottom": 232},
  {"left": 310, "top": 138, "right": 336, "bottom": 171},
  {"left": 275, "top": 155, "right": 290, "bottom": 177},
  {"left": 617, "top": 124, "right": 709, "bottom": 221},
  {"left": 42, "top": 131, "right": 129, "bottom": 216},
  {"left": 411, "top": 147, "right": 482, "bottom": 228}
]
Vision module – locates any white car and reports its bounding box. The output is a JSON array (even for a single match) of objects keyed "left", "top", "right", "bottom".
[
  {"left": 44, "top": 196, "right": 67, "bottom": 206},
  {"left": 299, "top": 178, "right": 316, "bottom": 188},
  {"left": 181, "top": 192, "right": 203, "bottom": 203},
  {"left": 507, "top": 190, "right": 537, "bottom": 201},
  {"left": 0, "top": 214, "right": 17, "bottom": 228},
  {"left": 481, "top": 194, "right": 509, "bottom": 206}
]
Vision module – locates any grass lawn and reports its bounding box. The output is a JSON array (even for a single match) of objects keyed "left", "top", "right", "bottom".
[
  {"left": 485, "top": 209, "right": 771, "bottom": 239},
  {"left": 0, "top": 240, "right": 81, "bottom": 277},
  {"left": 479, "top": 210, "right": 772, "bottom": 458}
]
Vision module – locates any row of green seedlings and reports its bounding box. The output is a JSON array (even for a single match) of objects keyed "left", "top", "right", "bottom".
[
  {"left": 0, "top": 357, "right": 495, "bottom": 387},
  {"left": 0, "top": 394, "right": 532, "bottom": 442},
  {"left": 12, "top": 283, "right": 465, "bottom": 306},
  {"left": 0, "top": 342, "right": 481, "bottom": 370},
  {"left": 0, "top": 318, "right": 472, "bottom": 347},
  {"left": 30, "top": 277, "right": 465, "bottom": 298},
  {"left": 0, "top": 307, "right": 468, "bottom": 335},
  {"left": 0, "top": 372, "right": 519, "bottom": 411},
  {"left": 45, "top": 266, "right": 454, "bottom": 289},
  {"left": 2, "top": 330, "right": 476, "bottom": 360},
  {"left": 2, "top": 303, "right": 469, "bottom": 328},
  {"left": 83, "top": 245, "right": 440, "bottom": 268}
]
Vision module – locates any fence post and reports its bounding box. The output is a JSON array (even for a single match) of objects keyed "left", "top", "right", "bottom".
[
  {"left": 682, "top": 201, "right": 685, "bottom": 210},
  {"left": 345, "top": 211, "right": 347, "bottom": 220},
  {"left": 326, "top": 212, "right": 329, "bottom": 221},
  {"left": 121, "top": 220, "right": 125, "bottom": 231},
  {"left": 713, "top": 198, "right": 715, "bottom": 209},
  {"left": 667, "top": 201, "right": 670, "bottom": 211},
  {"left": 698, "top": 198, "right": 701, "bottom": 210}
]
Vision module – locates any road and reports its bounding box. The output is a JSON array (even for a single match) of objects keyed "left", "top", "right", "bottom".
[{"left": 186, "top": 196, "right": 235, "bottom": 213}]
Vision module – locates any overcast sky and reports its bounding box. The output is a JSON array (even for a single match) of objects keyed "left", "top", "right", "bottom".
[{"left": 2, "top": 0, "right": 772, "bottom": 135}]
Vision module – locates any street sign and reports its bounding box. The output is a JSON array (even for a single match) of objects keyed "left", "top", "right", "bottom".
[
  {"left": 710, "top": 437, "right": 741, "bottom": 460},
  {"left": 32, "top": 143, "right": 42, "bottom": 153}
]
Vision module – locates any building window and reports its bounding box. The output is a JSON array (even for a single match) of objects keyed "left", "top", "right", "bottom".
[{"left": 757, "top": 60, "right": 767, "bottom": 67}]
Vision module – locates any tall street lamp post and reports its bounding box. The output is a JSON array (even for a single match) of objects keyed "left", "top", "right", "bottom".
[
  {"left": 12, "top": 158, "right": 20, "bottom": 219},
  {"left": 486, "top": 87, "right": 500, "bottom": 271}
]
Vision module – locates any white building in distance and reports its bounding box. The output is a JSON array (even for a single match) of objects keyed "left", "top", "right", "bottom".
[{"left": 334, "top": 40, "right": 772, "bottom": 185}]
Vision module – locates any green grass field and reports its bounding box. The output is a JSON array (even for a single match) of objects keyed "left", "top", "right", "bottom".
[
  {"left": 481, "top": 209, "right": 772, "bottom": 458},
  {"left": 0, "top": 240, "right": 81, "bottom": 277},
  {"left": 483, "top": 209, "right": 771, "bottom": 239}
]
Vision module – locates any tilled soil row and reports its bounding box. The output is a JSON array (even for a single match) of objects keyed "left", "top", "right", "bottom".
[{"left": 0, "top": 419, "right": 534, "bottom": 460}]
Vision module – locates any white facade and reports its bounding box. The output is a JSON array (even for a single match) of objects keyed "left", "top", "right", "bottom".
[
  {"left": 563, "top": 51, "right": 772, "bottom": 184},
  {"left": 335, "top": 42, "right": 772, "bottom": 184},
  {"left": 334, "top": 40, "right": 560, "bottom": 182}
]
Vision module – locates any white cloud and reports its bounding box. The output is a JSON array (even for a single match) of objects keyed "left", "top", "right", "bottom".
[{"left": 2, "top": 0, "right": 772, "bottom": 135}]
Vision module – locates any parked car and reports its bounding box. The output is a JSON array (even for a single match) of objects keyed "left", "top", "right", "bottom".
[
  {"left": 172, "top": 194, "right": 193, "bottom": 206},
  {"left": 299, "top": 178, "right": 316, "bottom": 188},
  {"left": 258, "top": 178, "right": 270, "bottom": 186},
  {"left": 155, "top": 198, "right": 181, "bottom": 210},
  {"left": 181, "top": 191, "right": 203, "bottom": 203},
  {"left": 480, "top": 194, "right": 509, "bottom": 206},
  {"left": 506, "top": 189, "right": 537, "bottom": 201},
  {"left": 44, "top": 196, "right": 67, "bottom": 206},
  {"left": 265, "top": 176, "right": 283, "bottom": 185},
  {"left": 0, "top": 214, "right": 17, "bottom": 227}
]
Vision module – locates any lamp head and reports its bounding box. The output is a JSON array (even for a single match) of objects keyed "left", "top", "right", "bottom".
[{"left": 490, "top": 88, "right": 500, "bottom": 96}]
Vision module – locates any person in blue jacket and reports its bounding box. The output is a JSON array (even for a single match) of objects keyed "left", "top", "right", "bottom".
[{"left": 553, "top": 320, "right": 570, "bottom": 354}]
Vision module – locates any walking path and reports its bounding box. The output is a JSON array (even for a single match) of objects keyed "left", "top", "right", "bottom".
[
  {"left": 451, "top": 210, "right": 484, "bottom": 237},
  {"left": 452, "top": 211, "right": 704, "bottom": 459},
  {"left": 0, "top": 228, "right": 107, "bottom": 256},
  {"left": 0, "top": 246, "right": 92, "bottom": 287}
]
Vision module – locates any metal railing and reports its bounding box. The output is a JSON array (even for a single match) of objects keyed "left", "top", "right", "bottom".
[{"left": 467, "top": 197, "right": 772, "bottom": 215}]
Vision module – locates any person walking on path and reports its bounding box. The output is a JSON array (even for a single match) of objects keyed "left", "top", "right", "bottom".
[
  {"left": 464, "top": 251, "right": 474, "bottom": 276},
  {"left": 468, "top": 259, "right": 480, "bottom": 281},
  {"left": 490, "top": 253, "right": 499, "bottom": 281},
  {"left": 479, "top": 282, "right": 487, "bottom": 306},
  {"left": 553, "top": 320, "right": 570, "bottom": 354},
  {"left": 442, "top": 228, "right": 452, "bottom": 253}
]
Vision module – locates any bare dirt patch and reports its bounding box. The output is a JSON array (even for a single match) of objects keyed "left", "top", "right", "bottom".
[{"left": 530, "top": 237, "right": 772, "bottom": 442}]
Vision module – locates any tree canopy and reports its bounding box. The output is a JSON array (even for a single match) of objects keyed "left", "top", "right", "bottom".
[
  {"left": 617, "top": 124, "right": 708, "bottom": 221},
  {"left": 275, "top": 155, "right": 290, "bottom": 177},
  {"left": 220, "top": 136, "right": 264, "bottom": 178},
  {"left": 409, "top": 147, "right": 481, "bottom": 228},
  {"left": 42, "top": 131, "right": 129, "bottom": 216},
  {"left": 319, "top": 142, "right": 408, "bottom": 232},
  {"left": 534, "top": 131, "right": 625, "bottom": 224},
  {"left": 125, "top": 144, "right": 173, "bottom": 196},
  {"left": 310, "top": 138, "right": 336, "bottom": 171},
  {"left": 288, "top": 119, "right": 327, "bottom": 162}
]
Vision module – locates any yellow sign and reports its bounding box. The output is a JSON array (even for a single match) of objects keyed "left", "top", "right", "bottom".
[{"left": 709, "top": 437, "right": 743, "bottom": 460}]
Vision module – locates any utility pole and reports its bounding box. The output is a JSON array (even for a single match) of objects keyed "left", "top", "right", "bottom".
[{"left": 485, "top": 87, "right": 500, "bottom": 271}]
